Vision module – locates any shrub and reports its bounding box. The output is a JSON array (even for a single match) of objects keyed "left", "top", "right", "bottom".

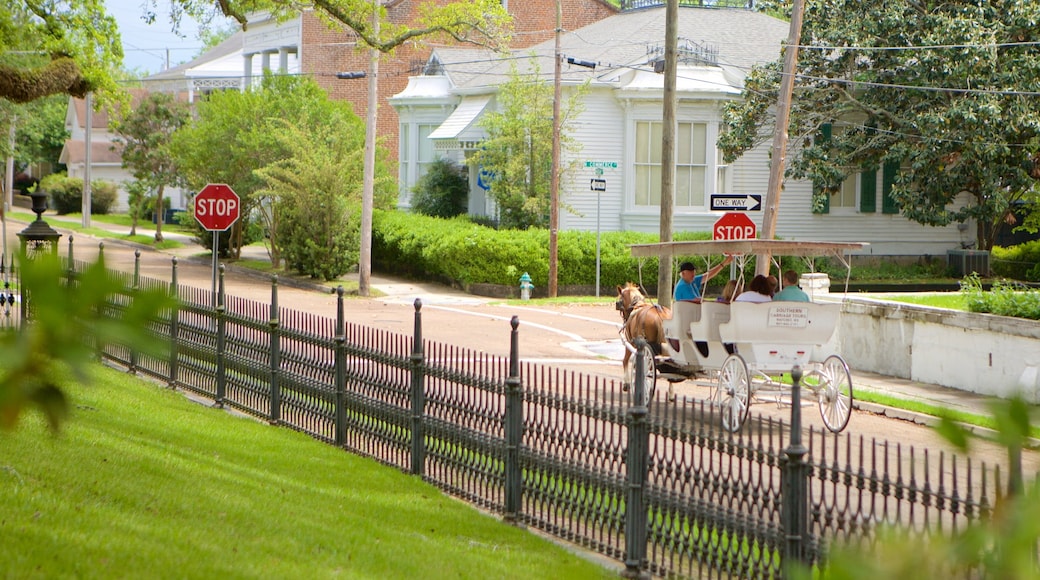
[
  {"left": 410, "top": 158, "right": 468, "bottom": 218},
  {"left": 38, "top": 174, "right": 118, "bottom": 215},
  {"left": 992, "top": 241, "right": 1040, "bottom": 282},
  {"left": 372, "top": 209, "right": 718, "bottom": 291},
  {"left": 959, "top": 273, "right": 1040, "bottom": 320}
]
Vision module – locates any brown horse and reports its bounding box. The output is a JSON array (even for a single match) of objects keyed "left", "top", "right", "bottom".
[{"left": 616, "top": 283, "right": 671, "bottom": 388}]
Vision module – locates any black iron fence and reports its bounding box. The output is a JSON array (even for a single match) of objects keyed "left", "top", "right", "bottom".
[{"left": 13, "top": 248, "right": 1025, "bottom": 578}]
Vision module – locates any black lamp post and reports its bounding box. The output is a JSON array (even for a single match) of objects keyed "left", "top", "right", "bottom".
[{"left": 17, "top": 190, "right": 62, "bottom": 257}]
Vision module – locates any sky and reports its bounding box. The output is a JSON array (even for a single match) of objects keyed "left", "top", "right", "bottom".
[{"left": 106, "top": 0, "right": 235, "bottom": 75}]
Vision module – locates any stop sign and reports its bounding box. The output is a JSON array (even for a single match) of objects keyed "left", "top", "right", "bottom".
[
  {"left": 194, "top": 183, "right": 240, "bottom": 231},
  {"left": 713, "top": 212, "right": 757, "bottom": 240}
]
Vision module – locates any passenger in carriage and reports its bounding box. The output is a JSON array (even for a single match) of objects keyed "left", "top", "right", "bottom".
[
  {"left": 717, "top": 279, "right": 740, "bottom": 303},
  {"left": 732, "top": 274, "right": 773, "bottom": 303},
  {"left": 766, "top": 274, "right": 779, "bottom": 297},
  {"left": 773, "top": 269, "right": 811, "bottom": 302},
  {"left": 673, "top": 255, "right": 733, "bottom": 302}
]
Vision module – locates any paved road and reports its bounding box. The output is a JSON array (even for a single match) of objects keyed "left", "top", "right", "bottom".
[{"left": 3, "top": 212, "right": 1024, "bottom": 429}]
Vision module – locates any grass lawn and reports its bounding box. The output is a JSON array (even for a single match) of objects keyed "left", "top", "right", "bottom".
[
  {"left": 8, "top": 210, "right": 187, "bottom": 250},
  {"left": 0, "top": 366, "right": 616, "bottom": 579},
  {"left": 879, "top": 293, "right": 966, "bottom": 310}
]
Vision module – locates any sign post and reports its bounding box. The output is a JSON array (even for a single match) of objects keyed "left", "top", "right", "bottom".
[
  {"left": 194, "top": 184, "right": 241, "bottom": 305},
  {"left": 713, "top": 212, "right": 757, "bottom": 241}
]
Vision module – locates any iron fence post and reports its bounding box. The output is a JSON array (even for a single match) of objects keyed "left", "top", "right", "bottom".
[
  {"left": 214, "top": 265, "right": 226, "bottom": 408},
  {"left": 410, "top": 298, "right": 426, "bottom": 475},
  {"left": 623, "top": 339, "right": 650, "bottom": 579},
  {"left": 167, "top": 257, "right": 179, "bottom": 389},
  {"left": 127, "top": 249, "right": 140, "bottom": 374},
  {"left": 782, "top": 365, "right": 810, "bottom": 574},
  {"left": 269, "top": 276, "right": 281, "bottom": 425},
  {"left": 504, "top": 315, "right": 522, "bottom": 523},
  {"left": 334, "top": 286, "right": 347, "bottom": 447}
]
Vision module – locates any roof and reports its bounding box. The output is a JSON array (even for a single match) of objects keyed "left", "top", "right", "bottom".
[
  {"left": 629, "top": 239, "right": 869, "bottom": 260},
  {"left": 433, "top": 7, "right": 789, "bottom": 91},
  {"left": 428, "top": 95, "right": 491, "bottom": 140},
  {"left": 59, "top": 140, "right": 124, "bottom": 165},
  {"left": 144, "top": 31, "right": 246, "bottom": 81}
]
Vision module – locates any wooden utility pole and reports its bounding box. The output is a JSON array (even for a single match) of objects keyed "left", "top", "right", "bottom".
[
  {"left": 548, "top": 0, "right": 562, "bottom": 298},
  {"left": 757, "top": 0, "right": 806, "bottom": 276},
  {"left": 359, "top": 4, "right": 379, "bottom": 297},
  {"left": 657, "top": 0, "right": 678, "bottom": 307}
]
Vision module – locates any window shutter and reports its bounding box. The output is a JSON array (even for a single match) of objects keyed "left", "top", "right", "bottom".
[
  {"left": 814, "top": 123, "right": 832, "bottom": 214},
  {"left": 859, "top": 167, "right": 877, "bottom": 213},
  {"left": 882, "top": 161, "right": 899, "bottom": 214}
]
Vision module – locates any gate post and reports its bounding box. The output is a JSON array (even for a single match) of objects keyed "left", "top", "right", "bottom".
[
  {"left": 782, "top": 365, "right": 810, "bottom": 574},
  {"left": 334, "top": 287, "right": 347, "bottom": 446},
  {"left": 504, "top": 316, "right": 522, "bottom": 523},
  {"left": 268, "top": 276, "right": 281, "bottom": 425},
  {"left": 214, "top": 265, "right": 227, "bottom": 408},
  {"left": 623, "top": 339, "right": 651, "bottom": 579},
  {"left": 167, "top": 257, "right": 179, "bottom": 389},
  {"left": 410, "top": 299, "right": 426, "bottom": 475}
]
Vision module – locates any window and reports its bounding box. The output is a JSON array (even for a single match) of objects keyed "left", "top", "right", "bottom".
[
  {"left": 399, "top": 123, "right": 439, "bottom": 206},
  {"left": 634, "top": 120, "right": 715, "bottom": 208}
]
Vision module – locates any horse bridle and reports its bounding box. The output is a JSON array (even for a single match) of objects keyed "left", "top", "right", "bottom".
[{"left": 616, "top": 290, "right": 644, "bottom": 323}]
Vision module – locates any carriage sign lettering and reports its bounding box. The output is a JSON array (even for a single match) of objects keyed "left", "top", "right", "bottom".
[{"left": 767, "top": 305, "right": 809, "bottom": 328}]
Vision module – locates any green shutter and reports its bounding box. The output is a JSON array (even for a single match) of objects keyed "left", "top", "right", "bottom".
[
  {"left": 859, "top": 167, "right": 877, "bottom": 213},
  {"left": 882, "top": 161, "right": 899, "bottom": 214},
  {"left": 814, "top": 123, "right": 833, "bottom": 214}
]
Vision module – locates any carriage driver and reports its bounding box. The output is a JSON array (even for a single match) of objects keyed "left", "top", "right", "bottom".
[{"left": 673, "top": 255, "right": 733, "bottom": 302}]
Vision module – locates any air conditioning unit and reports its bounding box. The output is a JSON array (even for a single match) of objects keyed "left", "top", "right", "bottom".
[{"left": 947, "top": 249, "right": 990, "bottom": 277}]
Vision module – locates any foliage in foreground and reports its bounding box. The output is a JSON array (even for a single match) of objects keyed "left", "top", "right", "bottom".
[
  {"left": 0, "top": 252, "right": 174, "bottom": 430},
  {"left": 991, "top": 240, "right": 1040, "bottom": 283},
  {"left": 793, "top": 397, "right": 1040, "bottom": 579},
  {"left": 960, "top": 273, "right": 1040, "bottom": 320},
  {"left": 0, "top": 365, "right": 614, "bottom": 579}
]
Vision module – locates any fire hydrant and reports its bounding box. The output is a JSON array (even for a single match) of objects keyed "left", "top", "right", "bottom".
[{"left": 519, "top": 272, "right": 534, "bottom": 300}]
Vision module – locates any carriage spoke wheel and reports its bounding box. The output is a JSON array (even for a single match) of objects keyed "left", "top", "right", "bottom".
[
  {"left": 717, "top": 354, "right": 750, "bottom": 432},
  {"left": 635, "top": 345, "right": 657, "bottom": 406},
  {"left": 818, "top": 355, "right": 853, "bottom": 433}
]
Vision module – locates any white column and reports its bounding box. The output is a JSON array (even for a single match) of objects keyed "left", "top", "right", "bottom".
[
  {"left": 243, "top": 53, "right": 255, "bottom": 86},
  {"left": 278, "top": 47, "right": 289, "bottom": 73}
]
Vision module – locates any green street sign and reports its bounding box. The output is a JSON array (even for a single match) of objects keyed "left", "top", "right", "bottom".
[{"left": 584, "top": 160, "right": 618, "bottom": 169}]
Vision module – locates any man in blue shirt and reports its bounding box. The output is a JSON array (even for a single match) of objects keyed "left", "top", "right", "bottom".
[{"left": 673, "top": 255, "right": 733, "bottom": 301}]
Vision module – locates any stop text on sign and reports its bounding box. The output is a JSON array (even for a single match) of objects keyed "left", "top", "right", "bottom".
[
  {"left": 196, "top": 198, "right": 238, "bottom": 217},
  {"left": 712, "top": 212, "right": 757, "bottom": 240}
]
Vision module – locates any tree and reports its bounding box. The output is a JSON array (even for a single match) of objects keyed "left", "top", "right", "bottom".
[
  {"left": 113, "top": 92, "right": 191, "bottom": 242},
  {"left": 253, "top": 117, "right": 395, "bottom": 280},
  {"left": 0, "top": 1, "right": 122, "bottom": 103},
  {"left": 719, "top": 0, "right": 1040, "bottom": 251},
  {"left": 410, "top": 158, "right": 469, "bottom": 219},
  {"left": 169, "top": 74, "right": 394, "bottom": 265},
  {"left": 475, "top": 59, "right": 586, "bottom": 229}
]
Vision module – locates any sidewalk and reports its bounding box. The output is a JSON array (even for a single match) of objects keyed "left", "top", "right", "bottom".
[{"left": 5, "top": 211, "right": 1018, "bottom": 431}]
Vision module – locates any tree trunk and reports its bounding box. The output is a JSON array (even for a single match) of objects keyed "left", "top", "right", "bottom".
[{"left": 154, "top": 184, "right": 165, "bottom": 243}]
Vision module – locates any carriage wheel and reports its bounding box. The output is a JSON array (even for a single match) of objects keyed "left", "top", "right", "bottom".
[
  {"left": 817, "top": 355, "right": 854, "bottom": 433},
  {"left": 717, "top": 354, "right": 750, "bottom": 432},
  {"left": 635, "top": 344, "right": 658, "bottom": 406}
]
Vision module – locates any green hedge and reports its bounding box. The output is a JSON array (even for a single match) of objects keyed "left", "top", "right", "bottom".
[
  {"left": 992, "top": 241, "right": 1040, "bottom": 282},
  {"left": 372, "top": 210, "right": 714, "bottom": 290}
]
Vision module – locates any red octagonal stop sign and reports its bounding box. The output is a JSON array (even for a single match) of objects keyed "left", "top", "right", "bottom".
[
  {"left": 194, "top": 183, "right": 240, "bottom": 231},
  {"left": 713, "top": 212, "right": 757, "bottom": 240}
]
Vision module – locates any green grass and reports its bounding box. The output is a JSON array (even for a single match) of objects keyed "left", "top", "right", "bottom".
[
  {"left": 8, "top": 210, "right": 187, "bottom": 250},
  {"left": 0, "top": 365, "right": 616, "bottom": 579},
  {"left": 879, "top": 293, "right": 966, "bottom": 310}
]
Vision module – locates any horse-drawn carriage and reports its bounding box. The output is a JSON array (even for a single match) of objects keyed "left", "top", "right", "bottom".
[{"left": 617, "top": 239, "right": 867, "bottom": 433}]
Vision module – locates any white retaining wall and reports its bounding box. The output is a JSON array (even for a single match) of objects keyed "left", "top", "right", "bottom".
[{"left": 829, "top": 298, "right": 1040, "bottom": 403}]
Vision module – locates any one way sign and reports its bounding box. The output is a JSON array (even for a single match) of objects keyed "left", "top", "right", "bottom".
[{"left": 710, "top": 193, "right": 762, "bottom": 211}]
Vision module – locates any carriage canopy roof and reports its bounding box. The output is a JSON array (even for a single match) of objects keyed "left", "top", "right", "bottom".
[{"left": 629, "top": 239, "right": 869, "bottom": 261}]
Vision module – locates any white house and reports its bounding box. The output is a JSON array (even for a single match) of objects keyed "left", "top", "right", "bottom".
[
  {"left": 60, "top": 25, "right": 300, "bottom": 213},
  {"left": 391, "top": 6, "right": 972, "bottom": 257}
]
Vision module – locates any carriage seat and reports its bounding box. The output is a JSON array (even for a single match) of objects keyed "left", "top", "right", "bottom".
[{"left": 718, "top": 302, "right": 841, "bottom": 367}]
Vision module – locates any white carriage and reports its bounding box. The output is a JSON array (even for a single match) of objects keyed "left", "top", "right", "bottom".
[{"left": 626, "top": 239, "right": 867, "bottom": 433}]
